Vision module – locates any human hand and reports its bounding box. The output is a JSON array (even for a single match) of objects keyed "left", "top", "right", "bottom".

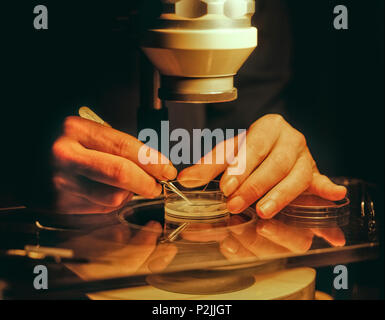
[
  {"left": 179, "top": 114, "right": 347, "bottom": 219},
  {"left": 51, "top": 116, "right": 177, "bottom": 213},
  {"left": 220, "top": 217, "right": 346, "bottom": 261}
]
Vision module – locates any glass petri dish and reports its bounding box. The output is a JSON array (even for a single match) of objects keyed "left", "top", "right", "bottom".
[
  {"left": 163, "top": 180, "right": 229, "bottom": 221},
  {"left": 277, "top": 193, "right": 350, "bottom": 228},
  {"left": 118, "top": 179, "right": 257, "bottom": 246},
  {"left": 162, "top": 180, "right": 230, "bottom": 242}
]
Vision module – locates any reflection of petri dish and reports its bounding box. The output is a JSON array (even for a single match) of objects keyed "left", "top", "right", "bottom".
[
  {"left": 277, "top": 193, "right": 350, "bottom": 228},
  {"left": 118, "top": 198, "right": 256, "bottom": 245}
]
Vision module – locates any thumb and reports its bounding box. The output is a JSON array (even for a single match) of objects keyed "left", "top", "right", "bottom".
[
  {"left": 178, "top": 135, "right": 242, "bottom": 186},
  {"left": 178, "top": 162, "right": 226, "bottom": 187}
]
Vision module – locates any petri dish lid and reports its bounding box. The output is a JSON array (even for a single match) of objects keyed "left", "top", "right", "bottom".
[{"left": 277, "top": 193, "right": 350, "bottom": 228}]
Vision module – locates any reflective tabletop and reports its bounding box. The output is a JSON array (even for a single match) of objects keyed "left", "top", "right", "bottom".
[{"left": 0, "top": 178, "right": 381, "bottom": 298}]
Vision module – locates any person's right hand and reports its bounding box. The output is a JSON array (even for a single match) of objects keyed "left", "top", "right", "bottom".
[{"left": 51, "top": 116, "right": 177, "bottom": 214}]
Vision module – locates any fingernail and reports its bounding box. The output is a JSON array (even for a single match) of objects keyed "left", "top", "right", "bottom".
[
  {"left": 148, "top": 256, "right": 168, "bottom": 272},
  {"left": 227, "top": 196, "right": 246, "bottom": 213},
  {"left": 164, "top": 166, "right": 177, "bottom": 180},
  {"left": 258, "top": 200, "right": 277, "bottom": 218},
  {"left": 257, "top": 220, "right": 278, "bottom": 237},
  {"left": 221, "top": 237, "right": 240, "bottom": 254},
  {"left": 222, "top": 177, "right": 239, "bottom": 197}
]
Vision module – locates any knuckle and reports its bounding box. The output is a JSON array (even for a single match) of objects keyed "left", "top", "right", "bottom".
[
  {"left": 62, "top": 116, "right": 81, "bottom": 136},
  {"left": 51, "top": 138, "right": 72, "bottom": 162},
  {"left": 248, "top": 138, "right": 269, "bottom": 160},
  {"left": 110, "top": 161, "right": 130, "bottom": 185},
  {"left": 250, "top": 114, "right": 285, "bottom": 131},
  {"left": 51, "top": 139, "right": 63, "bottom": 159},
  {"left": 294, "top": 130, "right": 307, "bottom": 148},
  {"left": 117, "top": 136, "right": 132, "bottom": 156},
  {"left": 265, "top": 114, "right": 285, "bottom": 125},
  {"left": 52, "top": 175, "right": 66, "bottom": 190},
  {"left": 245, "top": 183, "right": 264, "bottom": 201},
  {"left": 270, "top": 151, "right": 292, "bottom": 175}
]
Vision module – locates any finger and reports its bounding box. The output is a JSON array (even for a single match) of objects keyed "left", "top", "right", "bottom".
[
  {"left": 98, "top": 221, "right": 162, "bottom": 275},
  {"left": 220, "top": 114, "right": 290, "bottom": 197},
  {"left": 53, "top": 172, "right": 132, "bottom": 207},
  {"left": 125, "top": 221, "right": 163, "bottom": 271},
  {"left": 105, "top": 221, "right": 162, "bottom": 260},
  {"left": 178, "top": 133, "right": 245, "bottom": 187},
  {"left": 226, "top": 132, "right": 305, "bottom": 213},
  {"left": 227, "top": 214, "right": 250, "bottom": 236},
  {"left": 55, "top": 192, "right": 117, "bottom": 214},
  {"left": 255, "top": 152, "right": 313, "bottom": 218},
  {"left": 129, "top": 221, "right": 162, "bottom": 245},
  {"left": 219, "top": 235, "right": 255, "bottom": 261},
  {"left": 307, "top": 173, "right": 347, "bottom": 201},
  {"left": 231, "top": 223, "right": 289, "bottom": 258},
  {"left": 62, "top": 116, "right": 177, "bottom": 181},
  {"left": 257, "top": 220, "right": 314, "bottom": 253},
  {"left": 90, "top": 224, "right": 133, "bottom": 243},
  {"left": 311, "top": 228, "right": 346, "bottom": 247},
  {"left": 144, "top": 243, "right": 178, "bottom": 273},
  {"left": 52, "top": 137, "right": 162, "bottom": 198}
]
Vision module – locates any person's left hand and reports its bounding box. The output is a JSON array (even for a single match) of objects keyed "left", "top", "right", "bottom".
[{"left": 179, "top": 114, "right": 347, "bottom": 219}]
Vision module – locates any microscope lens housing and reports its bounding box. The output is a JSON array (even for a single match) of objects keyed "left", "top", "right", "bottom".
[{"left": 140, "top": 0, "right": 258, "bottom": 103}]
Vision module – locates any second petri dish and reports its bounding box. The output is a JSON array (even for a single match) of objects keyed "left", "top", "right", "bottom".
[{"left": 277, "top": 193, "right": 350, "bottom": 228}]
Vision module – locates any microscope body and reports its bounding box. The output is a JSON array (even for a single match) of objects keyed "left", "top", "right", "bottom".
[{"left": 140, "top": 0, "right": 258, "bottom": 105}]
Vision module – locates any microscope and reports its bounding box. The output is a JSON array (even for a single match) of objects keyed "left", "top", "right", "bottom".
[{"left": 137, "top": 0, "right": 257, "bottom": 132}]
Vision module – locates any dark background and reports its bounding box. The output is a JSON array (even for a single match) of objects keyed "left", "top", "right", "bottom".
[{"left": 0, "top": 0, "right": 383, "bottom": 203}]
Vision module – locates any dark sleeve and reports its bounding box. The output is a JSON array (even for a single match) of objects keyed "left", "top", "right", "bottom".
[{"left": 206, "top": 0, "right": 292, "bottom": 130}]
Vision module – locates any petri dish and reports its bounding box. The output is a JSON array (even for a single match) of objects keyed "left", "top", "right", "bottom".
[
  {"left": 118, "top": 180, "right": 257, "bottom": 245},
  {"left": 277, "top": 193, "right": 350, "bottom": 228},
  {"left": 163, "top": 180, "right": 229, "bottom": 221},
  {"left": 163, "top": 180, "right": 230, "bottom": 242}
]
